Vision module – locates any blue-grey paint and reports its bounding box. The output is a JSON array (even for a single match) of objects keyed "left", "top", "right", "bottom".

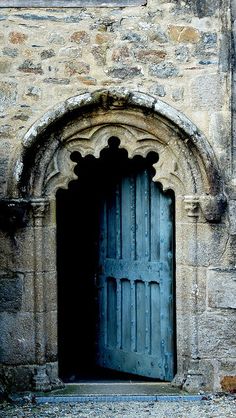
[{"left": 97, "top": 167, "right": 174, "bottom": 380}]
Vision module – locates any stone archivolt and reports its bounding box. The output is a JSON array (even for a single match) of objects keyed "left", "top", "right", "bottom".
[{"left": 9, "top": 89, "right": 225, "bottom": 222}]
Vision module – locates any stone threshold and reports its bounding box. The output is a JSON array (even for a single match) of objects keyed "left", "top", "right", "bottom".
[
  {"left": 35, "top": 394, "right": 208, "bottom": 403},
  {"left": 33, "top": 382, "right": 209, "bottom": 403}
]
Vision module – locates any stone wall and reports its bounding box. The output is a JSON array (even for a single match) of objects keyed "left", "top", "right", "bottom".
[
  {"left": 0, "top": 0, "right": 235, "bottom": 394},
  {"left": 0, "top": 0, "right": 231, "bottom": 193}
]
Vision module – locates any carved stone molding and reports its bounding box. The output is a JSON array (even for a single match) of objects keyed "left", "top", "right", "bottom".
[
  {"left": 8, "top": 90, "right": 226, "bottom": 222},
  {"left": 184, "top": 195, "right": 200, "bottom": 218},
  {"left": 31, "top": 199, "right": 49, "bottom": 219},
  {"left": 200, "top": 194, "right": 227, "bottom": 222}
]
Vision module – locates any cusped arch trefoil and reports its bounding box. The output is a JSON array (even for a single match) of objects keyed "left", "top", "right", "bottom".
[{"left": 11, "top": 90, "right": 225, "bottom": 222}]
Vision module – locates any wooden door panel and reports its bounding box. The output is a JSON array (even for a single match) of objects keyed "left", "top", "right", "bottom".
[{"left": 97, "top": 166, "right": 174, "bottom": 381}]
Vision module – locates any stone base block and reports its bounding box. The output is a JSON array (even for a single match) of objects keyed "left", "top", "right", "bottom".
[{"left": 0, "top": 362, "right": 64, "bottom": 392}]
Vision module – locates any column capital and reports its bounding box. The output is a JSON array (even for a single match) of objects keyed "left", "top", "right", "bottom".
[
  {"left": 184, "top": 195, "right": 200, "bottom": 218},
  {"left": 31, "top": 199, "right": 49, "bottom": 218}
]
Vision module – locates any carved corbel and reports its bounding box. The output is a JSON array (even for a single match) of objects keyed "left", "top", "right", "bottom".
[
  {"left": 184, "top": 195, "right": 200, "bottom": 218},
  {"left": 0, "top": 199, "right": 30, "bottom": 234},
  {"left": 31, "top": 199, "right": 49, "bottom": 219},
  {"left": 200, "top": 194, "right": 227, "bottom": 222}
]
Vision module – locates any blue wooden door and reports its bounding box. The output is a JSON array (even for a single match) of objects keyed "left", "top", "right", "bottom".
[{"left": 96, "top": 166, "right": 174, "bottom": 381}]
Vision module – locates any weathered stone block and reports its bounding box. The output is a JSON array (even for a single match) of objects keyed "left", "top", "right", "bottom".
[
  {"left": 0, "top": 273, "right": 23, "bottom": 313},
  {"left": 40, "top": 49, "right": 56, "bottom": 60},
  {"left": 149, "top": 62, "right": 179, "bottom": 78},
  {"left": 9, "top": 31, "right": 27, "bottom": 44},
  {"left": 172, "top": 87, "right": 184, "bottom": 102},
  {"left": 207, "top": 268, "right": 236, "bottom": 309},
  {"left": 176, "top": 222, "right": 228, "bottom": 267},
  {"left": 2, "top": 47, "right": 18, "bottom": 58},
  {"left": 18, "top": 59, "right": 43, "bottom": 75},
  {"left": 0, "top": 364, "right": 34, "bottom": 392},
  {"left": 92, "top": 45, "right": 107, "bottom": 66},
  {"left": 0, "top": 312, "right": 35, "bottom": 364},
  {"left": 70, "top": 31, "right": 90, "bottom": 45},
  {"left": 21, "top": 272, "right": 34, "bottom": 313},
  {"left": 65, "top": 61, "right": 90, "bottom": 76},
  {"left": 198, "top": 311, "right": 236, "bottom": 357},
  {"left": 45, "top": 311, "right": 57, "bottom": 361},
  {"left": 112, "top": 46, "right": 130, "bottom": 63},
  {"left": 221, "top": 376, "right": 236, "bottom": 393},
  {"left": 190, "top": 74, "right": 224, "bottom": 111},
  {"left": 0, "top": 60, "right": 11, "bottom": 74},
  {"left": 175, "top": 45, "right": 190, "bottom": 62},
  {"left": 135, "top": 49, "right": 166, "bottom": 64},
  {"left": 229, "top": 200, "right": 236, "bottom": 235},
  {"left": 49, "top": 32, "right": 65, "bottom": 45},
  {"left": 7, "top": 227, "right": 35, "bottom": 272},
  {"left": 58, "top": 46, "right": 82, "bottom": 59},
  {"left": 0, "top": 81, "right": 17, "bottom": 110},
  {"left": 168, "top": 26, "right": 200, "bottom": 43},
  {"left": 149, "top": 84, "right": 166, "bottom": 97},
  {"left": 107, "top": 66, "right": 142, "bottom": 79}
]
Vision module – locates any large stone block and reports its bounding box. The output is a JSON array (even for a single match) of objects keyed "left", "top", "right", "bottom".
[
  {"left": 207, "top": 268, "right": 236, "bottom": 309},
  {"left": 229, "top": 200, "right": 236, "bottom": 235},
  {"left": 0, "top": 81, "right": 17, "bottom": 111},
  {"left": 198, "top": 311, "right": 236, "bottom": 357},
  {"left": 8, "top": 226, "right": 35, "bottom": 272},
  {"left": 45, "top": 311, "right": 57, "bottom": 361},
  {"left": 0, "top": 364, "right": 35, "bottom": 392},
  {"left": 190, "top": 74, "right": 225, "bottom": 111},
  {"left": 0, "top": 312, "right": 35, "bottom": 364},
  {"left": 0, "top": 272, "right": 23, "bottom": 313},
  {"left": 175, "top": 222, "right": 228, "bottom": 267}
]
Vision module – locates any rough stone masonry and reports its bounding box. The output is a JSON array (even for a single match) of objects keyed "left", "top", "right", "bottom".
[{"left": 0, "top": 0, "right": 235, "bottom": 396}]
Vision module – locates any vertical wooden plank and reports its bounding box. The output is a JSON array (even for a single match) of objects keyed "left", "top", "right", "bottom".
[
  {"left": 115, "top": 182, "right": 122, "bottom": 260},
  {"left": 99, "top": 276, "right": 108, "bottom": 349},
  {"left": 116, "top": 278, "right": 122, "bottom": 349},
  {"left": 135, "top": 280, "right": 146, "bottom": 353},
  {"left": 107, "top": 189, "right": 116, "bottom": 258},
  {"left": 150, "top": 178, "right": 160, "bottom": 262},
  {"left": 99, "top": 198, "right": 107, "bottom": 262},
  {"left": 121, "top": 177, "right": 131, "bottom": 260},
  {"left": 136, "top": 172, "right": 144, "bottom": 261},
  {"left": 150, "top": 282, "right": 161, "bottom": 356},
  {"left": 145, "top": 282, "right": 151, "bottom": 354},
  {"left": 121, "top": 279, "right": 131, "bottom": 351},
  {"left": 130, "top": 174, "right": 136, "bottom": 261},
  {"left": 130, "top": 280, "right": 136, "bottom": 352},
  {"left": 107, "top": 278, "right": 117, "bottom": 348},
  {"left": 144, "top": 169, "right": 150, "bottom": 261}
]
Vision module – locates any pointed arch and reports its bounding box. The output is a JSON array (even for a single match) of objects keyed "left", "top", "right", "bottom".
[{"left": 8, "top": 89, "right": 225, "bottom": 221}]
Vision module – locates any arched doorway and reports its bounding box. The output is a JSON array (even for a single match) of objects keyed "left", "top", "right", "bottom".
[
  {"left": 6, "top": 90, "right": 225, "bottom": 392},
  {"left": 57, "top": 138, "right": 175, "bottom": 382}
]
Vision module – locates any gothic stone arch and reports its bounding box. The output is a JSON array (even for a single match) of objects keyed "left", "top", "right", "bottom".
[{"left": 3, "top": 89, "right": 226, "bottom": 392}]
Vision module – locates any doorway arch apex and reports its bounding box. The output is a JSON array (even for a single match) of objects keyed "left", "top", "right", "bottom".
[{"left": 9, "top": 89, "right": 225, "bottom": 222}]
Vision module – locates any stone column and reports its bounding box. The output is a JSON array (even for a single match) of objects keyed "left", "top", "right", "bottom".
[
  {"left": 31, "top": 198, "right": 51, "bottom": 391},
  {"left": 182, "top": 195, "right": 205, "bottom": 392}
]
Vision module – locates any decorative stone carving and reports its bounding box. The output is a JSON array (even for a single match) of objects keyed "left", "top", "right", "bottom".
[
  {"left": 33, "top": 365, "right": 51, "bottom": 392},
  {"left": 200, "top": 194, "right": 227, "bottom": 222},
  {"left": 184, "top": 195, "right": 200, "bottom": 217},
  {"left": 31, "top": 199, "right": 48, "bottom": 218},
  {"left": 9, "top": 90, "right": 224, "bottom": 207},
  {"left": 0, "top": 199, "right": 29, "bottom": 233}
]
